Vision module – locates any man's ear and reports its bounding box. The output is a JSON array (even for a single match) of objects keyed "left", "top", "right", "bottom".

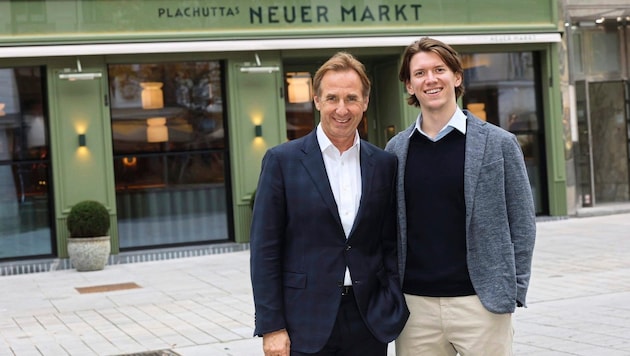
[{"left": 405, "top": 81, "right": 414, "bottom": 95}]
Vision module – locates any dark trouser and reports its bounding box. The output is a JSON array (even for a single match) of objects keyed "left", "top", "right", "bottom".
[{"left": 291, "top": 287, "right": 387, "bottom": 356}]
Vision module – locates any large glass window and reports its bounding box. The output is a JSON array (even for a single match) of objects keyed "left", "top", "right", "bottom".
[
  {"left": 0, "top": 67, "right": 54, "bottom": 259},
  {"left": 108, "top": 61, "right": 231, "bottom": 249},
  {"left": 462, "top": 51, "right": 547, "bottom": 214}
]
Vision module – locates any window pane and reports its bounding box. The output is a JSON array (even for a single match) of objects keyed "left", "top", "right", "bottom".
[
  {"left": 108, "top": 61, "right": 230, "bottom": 249},
  {"left": 0, "top": 67, "right": 54, "bottom": 259},
  {"left": 571, "top": 32, "right": 584, "bottom": 75},
  {"left": 462, "top": 52, "right": 546, "bottom": 214},
  {"left": 285, "top": 71, "right": 315, "bottom": 140},
  {"left": 115, "top": 153, "right": 228, "bottom": 248},
  {"left": 110, "top": 62, "right": 225, "bottom": 154},
  {"left": 590, "top": 31, "right": 620, "bottom": 74}
]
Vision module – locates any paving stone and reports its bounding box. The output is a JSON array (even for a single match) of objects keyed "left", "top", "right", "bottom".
[{"left": 1, "top": 211, "right": 630, "bottom": 355}]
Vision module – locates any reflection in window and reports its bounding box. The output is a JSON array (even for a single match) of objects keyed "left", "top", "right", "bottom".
[
  {"left": 285, "top": 72, "right": 315, "bottom": 140},
  {"left": 0, "top": 67, "right": 54, "bottom": 259},
  {"left": 108, "top": 61, "right": 231, "bottom": 249},
  {"left": 462, "top": 52, "right": 546, "bottom": 214}
]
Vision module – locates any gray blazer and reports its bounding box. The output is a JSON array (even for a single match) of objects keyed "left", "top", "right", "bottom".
[{"left": 385, "top": 111, "right": 536, "bottom": 314}]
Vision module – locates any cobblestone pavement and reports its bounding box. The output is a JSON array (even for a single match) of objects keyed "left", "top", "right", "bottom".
[{"left": 1, "top": 213, "right": 629, "bottom": 355}]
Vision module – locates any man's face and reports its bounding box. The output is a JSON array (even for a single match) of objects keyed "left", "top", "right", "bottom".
[
  {"left": 314, "top": 70, "right": 368, "bottom": 149},
  {"left": 406, "top": 51, "right": 461, "bottom": 113}
]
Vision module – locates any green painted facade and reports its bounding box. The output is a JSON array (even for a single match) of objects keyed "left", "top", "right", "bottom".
[
  {"left": 1, "top": 1, "right": 556, "bottom": 43},
  {"left": 0, "top": 0, "right": 565, "bottom": 260}
]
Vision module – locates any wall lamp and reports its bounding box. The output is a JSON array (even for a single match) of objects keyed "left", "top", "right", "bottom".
[
  {"left": 255, "top": 125, "right": 263, "bottom": 137},
  {"left": 240, "top": 53, "right": 279, "bottom": 74},
  {"left": 78, "top": 134, "right": 86, "bottom": 147}
]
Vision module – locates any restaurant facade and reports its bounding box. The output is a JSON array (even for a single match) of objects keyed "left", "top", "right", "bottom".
[
  {"left": 562, "top": 0, "right": 630, "bottom": 214},
  {"left": 0, "top": 0, "right": 566, "bottom": 270}
]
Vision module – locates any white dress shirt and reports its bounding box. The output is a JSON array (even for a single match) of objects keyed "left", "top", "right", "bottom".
[{"left": 317, "top": 124, "right": 362, "bottom": 286}]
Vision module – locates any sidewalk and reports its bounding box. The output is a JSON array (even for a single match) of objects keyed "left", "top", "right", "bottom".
[{"left": 1, "top": 213, "right": 630, "bottom": 355}]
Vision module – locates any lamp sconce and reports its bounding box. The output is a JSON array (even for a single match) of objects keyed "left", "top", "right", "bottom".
[
  {"left": 58, "top": 58, "right": 102, "bottom": 81},
  {"left": 254, "top": 124, "right": 263, "bottom": 137},
  {"left": 78, "top": 134, "right": 86, "bottom": 147},
  {"left": 241, "top": 53, "right": 280, "bottom": 74}
]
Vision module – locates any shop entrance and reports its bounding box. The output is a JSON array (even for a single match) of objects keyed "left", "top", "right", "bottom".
[
  {"left": 575, "top": 80, "right": 630, "bottom": 206},
  {"left": 283, "top": 50, "right": 551, "bottom": 215}
]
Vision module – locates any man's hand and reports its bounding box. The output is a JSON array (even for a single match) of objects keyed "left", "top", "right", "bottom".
[{"left": 263, "top": 329, "right": 290, "bottom": 356}]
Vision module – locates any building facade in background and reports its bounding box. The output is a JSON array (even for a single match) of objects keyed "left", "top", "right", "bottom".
[
  {"left": 0, "top": 0, "right": 566, "bottom": 270},
  {"left": 562, "top": 0, "right": 630, "bottom": 214}
]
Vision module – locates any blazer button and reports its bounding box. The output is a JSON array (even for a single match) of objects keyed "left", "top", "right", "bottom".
[{"left": 345, "top": 245, "right": 351, "bottom": 251}]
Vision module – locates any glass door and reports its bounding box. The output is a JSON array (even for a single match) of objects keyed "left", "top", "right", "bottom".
[
  {"left": 0, "top": 66, "right": 55, "bottom": 259},
  {"left": 588, "top": 81, "right": 629, "bottom": 203},
  {"left": 576, "top": 80, "right": 630, "bottom": 206}
]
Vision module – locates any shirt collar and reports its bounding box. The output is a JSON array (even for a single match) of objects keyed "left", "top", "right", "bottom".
[
  {"left": 410, "top": 106, "right": 468, "bottom": 138},
  {"left": 317, "top": 124, "right": 360, "bottom": 154}
]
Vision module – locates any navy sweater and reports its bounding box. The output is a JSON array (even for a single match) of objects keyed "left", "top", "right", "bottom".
[{"left": 403, "top": 129, "right": 475, "bottom": 297}]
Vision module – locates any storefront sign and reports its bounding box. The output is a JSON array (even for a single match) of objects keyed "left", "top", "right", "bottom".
[
  {"left": 156, "top": 4, "right": 423, "bottom": 24},
  {"left": 0, "top": 0, "right": 557, "bottom": 43}
]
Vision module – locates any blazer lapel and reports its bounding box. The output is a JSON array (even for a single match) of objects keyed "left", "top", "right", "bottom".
[
  {"left": 300, "top": 131, "right": 343, "bottom": 228},
  {"left": 464, "top": 113, "right": 489, "bottom": 229},
  {"left": 348, "top": 140, "right": 375, "bottom": 239}
]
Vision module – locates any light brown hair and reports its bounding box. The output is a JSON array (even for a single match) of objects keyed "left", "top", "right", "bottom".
[
  {"left": 398, "top": 37, "right": 465, "bottom": 107},
  {"left": 313, "top": 52, "right": 371, "bottom": 99}
]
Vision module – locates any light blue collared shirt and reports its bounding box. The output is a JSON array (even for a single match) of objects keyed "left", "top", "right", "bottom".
[{"left": 411, "top": 106, "right": 467, "bottom": 141}]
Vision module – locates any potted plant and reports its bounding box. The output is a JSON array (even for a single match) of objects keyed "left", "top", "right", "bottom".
[{"left": 66, "top": 200, "right": 111, "bottom": 271}]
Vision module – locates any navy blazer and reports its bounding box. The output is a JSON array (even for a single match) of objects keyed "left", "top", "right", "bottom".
[{"left": 250, "top": 130, "right": 409, "bottom": 353}]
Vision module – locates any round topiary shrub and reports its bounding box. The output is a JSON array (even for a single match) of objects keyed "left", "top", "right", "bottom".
[{"left": 66, "top": 200, "right": 110, "bottom": 238}]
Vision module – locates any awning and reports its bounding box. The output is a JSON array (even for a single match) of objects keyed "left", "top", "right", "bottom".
[{"left": 0, "top": 33, "right": 562, "bottom": 59}]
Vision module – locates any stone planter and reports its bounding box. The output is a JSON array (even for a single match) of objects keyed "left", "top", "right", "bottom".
[{"left": 67, "top": 236, "right": 111, "bottom": 271}]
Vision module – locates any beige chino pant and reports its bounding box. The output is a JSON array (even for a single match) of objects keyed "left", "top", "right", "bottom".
[{"left": 396, "top": 294, "right": 513, "bottom": 356}]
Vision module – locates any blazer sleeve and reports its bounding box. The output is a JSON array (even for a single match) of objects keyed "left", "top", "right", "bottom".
[
  {"left": 503, "top": 134, "right": 537, "bottom": 307},
  {"left": 250, "top": 149, "right": 288, "bottom": 335}
]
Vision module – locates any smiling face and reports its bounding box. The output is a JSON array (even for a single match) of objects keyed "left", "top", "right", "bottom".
[
  {"left": 314, "top": 69, "right": 368, "bottom": 152},
  {"left": 406, "top": 51, "right": 462, "bottom": 116}
]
